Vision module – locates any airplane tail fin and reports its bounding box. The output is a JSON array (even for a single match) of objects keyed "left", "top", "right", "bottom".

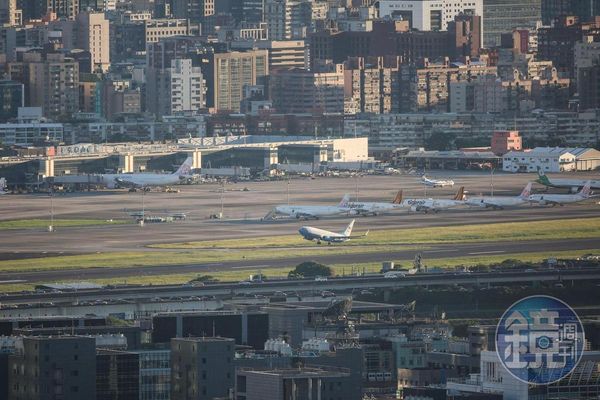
[
  {"left": 342, "top": 219, "right": 355, "bottom": 236},
  {"left": 453, "top": 186, "right": 465, "bottom": 201},
  {"left": 536, "top": 168, "right": 551, "bottom": 185},
  {"left": 579, "top": 181, "right": 592, "bottom": 198},
  {"left": 392, "top": 190, "right": 403, "bottom": 204},
  {"left": 519, "top": 182, "right": 532, "bottom": 199},
  {"left": 339, "top": 194, "right": 350, "bottom": 207},
  {"left": 175, "top": 157, "right": 193, "bottom": 176}
]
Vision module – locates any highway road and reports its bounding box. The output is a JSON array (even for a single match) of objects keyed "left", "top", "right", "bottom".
[
  {"left": 2, "top": 267, "right": 600, "bottom": 308},
  {"left": 2, "top": 238, "right": 599, "bottom": 284}
]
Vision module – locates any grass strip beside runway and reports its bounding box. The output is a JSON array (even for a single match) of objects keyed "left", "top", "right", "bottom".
[
  {"left": 0, "top": 248, "right": 597, "bottom": 293},
  {"left": 0, "top": 219, "right": 129, "bottom": 230},
  {"left": 150, "top": 217, "right": 600, "bottom": 249}
]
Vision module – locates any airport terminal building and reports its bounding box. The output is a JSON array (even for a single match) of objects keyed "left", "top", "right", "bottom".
[{"left": 0, "top": 136, "right": 369, "bottom": 187}]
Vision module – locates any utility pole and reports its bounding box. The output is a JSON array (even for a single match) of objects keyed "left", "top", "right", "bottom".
[
  {"left": 48, "top": 187, "right": 54, "bottom": 232},
  {"left": 490, "top": 168, "right": 495, "bottom": 197},
  {"left": 220, "top": 181, "right": 225, "bottom": 218},
  {"left": 286, "top": 177, "right": 290, "bottom": 205}
]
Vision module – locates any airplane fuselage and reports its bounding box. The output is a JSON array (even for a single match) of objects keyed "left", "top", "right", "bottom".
[
  {"left": 103, "top": 173, "right": 183, "bottom": 188},
  {"left": 401, "top": 198, "right": 464, "bottom": 212},
  {"left": 298, "top": 226, "right": 348, "bottom": 243},
  {"left": 528, "top": 193, "right": 588, "bottom": 206},
  {"left": 275, "top": 205, "right": 349, "bottom": 219},
  {"left": 345, "top": 201, "right": 402, "bottom": 215},
  {"left": 465, "top": 196, "right": 527, "bottom": 209},
  {"left": 537, "top": 178, "right": 600, "bottom": 191}
]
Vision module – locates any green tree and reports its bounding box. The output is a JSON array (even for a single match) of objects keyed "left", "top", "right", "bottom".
[{"left": 288, "top": 261, "right": 333, "bottom": 278}]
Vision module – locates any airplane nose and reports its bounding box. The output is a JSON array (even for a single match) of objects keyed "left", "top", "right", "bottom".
[{"left": 298, "top": 227, "right": 307, "bottom": 235}]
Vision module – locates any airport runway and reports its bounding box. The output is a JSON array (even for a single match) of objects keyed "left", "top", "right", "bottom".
[
  {"left": 0, "top": 172, "right": 599, "bottom": 255},
  {"left": 2, "top": 237, "right": 598, "bottom": 284}
]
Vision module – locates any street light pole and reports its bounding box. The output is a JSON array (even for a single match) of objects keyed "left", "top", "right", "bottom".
[
  {"left": 491, "top": 168, "right": 495, "bottom": 197},
  {"left": 220, "top": 181, "right": 224, "bottom": 218},
  {"left": 49, "top": 188, "right": 54, "bottom": 232}
]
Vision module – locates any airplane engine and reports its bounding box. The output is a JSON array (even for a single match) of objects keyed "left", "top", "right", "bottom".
[{"left": 410, "top": 206, "right": 419, "bottom": 213}]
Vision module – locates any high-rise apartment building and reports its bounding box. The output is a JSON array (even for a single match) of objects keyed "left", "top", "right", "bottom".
[
  {"left": 235, "top": 367, "right": 355, "bottom": 400},
  {"left": 0, "top": 80, "right": 24, "bottom": 122},
  {"left": 172, "top": 0, "right": 214, "bottom": 25},
  {"left": 542, "top": 0, "right": 600, "bottom": 25},
  {"left": 212, "top": 50, "right": 268, "bottom": 112},
  {"left": 264, "top": 0, "right": 312, "bottom": 40},
  {"left": 231, "top": 39, "right": 307, "bottom": 70},
  {"left": 171, "top": 337, "right": 235, "bottom": 400},
  {"left": 537, "top": 16, "right": 600, "bottom": 78},
  {"left": 10, "top": 52, "right": 80, "bottom": 120},
  {"left": 232, "top": 0, "right": 266, "bottom": 24},
  {"left": 575, "top": 35, "right": 600, "bottom": 109},
  {"left": 399, "top": 58, "right": 497, "bottom": 112},
  {"left": 483, "top": 0, "right": 541, "bottom": 47},
  {"left": 270, "top": 62, "right": 345, "bottom": 113},
  {"left": 146, "top": 58, "right": 205, "bottom": 116},
  {"left": 8, "top": 336, "right": 96, "bottom": 400},
  {"left": 111, "top": 19, "right": 190, "bottom": 62},
  {"left": 344, "top": 56, "right": 401, "bottom": 114},
  {"left": 48, "top": 0, "right": 80, "bottom": 19},
  {"left": 76, "top": 12, "right": 110, "bottom": 73},
  {"left": 0, "top": 0, "right": 22, "bottom": 26},
  {"left": 379, "top": 0, "right": 483, "bottom": 33},
  {"left": 448, "top": 13, "right": 481, "bottom": 58}
]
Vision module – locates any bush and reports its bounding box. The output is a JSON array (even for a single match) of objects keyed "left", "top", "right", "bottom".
[
  {"left": 288, "top": 261, "right": 333, "bottom": 278},
  {"left": 189, "top": 275, "right": 218, "bottom": 283}
]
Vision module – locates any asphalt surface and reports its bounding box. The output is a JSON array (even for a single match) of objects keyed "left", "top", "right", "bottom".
[
  {"left": 2, "top": 238, "right": 598, "bottom": 284},
  {"left": 0, "top": 171, "right": 599, "bottom": 254}
]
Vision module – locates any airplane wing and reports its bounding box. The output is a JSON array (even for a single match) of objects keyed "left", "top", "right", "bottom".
[
  {"left": 294, "top": 211, "right": 320, "bottom": 219},
  {"left": 114, "top": 177, "right": 138, "bottom": 187},
  {"left": 347, "top": 230, "right": 369, "bottom": 239}
]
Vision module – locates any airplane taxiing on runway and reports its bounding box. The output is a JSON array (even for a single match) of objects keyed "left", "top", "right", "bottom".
[
  {"left": 298, "top": 219, "right": 369, "bottom": 244},
  {"left": 420, "top": 175, "right": 455, "bottom": 188}
]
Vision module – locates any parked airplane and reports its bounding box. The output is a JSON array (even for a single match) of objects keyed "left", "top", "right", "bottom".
[
  {"left": 465, "top": 183, "right": 532, "bottom": 210},
  {"left": 0, "top": 178, "right": 7, "bottom": 195},
  {"left": 269, "top": 195, "right": 351, "bottom": 220},
  {"left": 298, "top": 219, "right": 368, "bottom": 244},
  {"left": 343, "top": 191, "right": 404, "bottom": 216},
  {"left": 101, "top": 157, "right": 193, "bottom": 189},
  {"left": 400, "top": 187, "right": 466, "bottom": 213},
  {"left": 536, "top": 170, "right": 600, "bottom": 192},
  {"left": 421, "top": 175, "right": 455, "bottom": 187},
  {"left": 529, "top": 181, "right": 592, "bottom": 206}
]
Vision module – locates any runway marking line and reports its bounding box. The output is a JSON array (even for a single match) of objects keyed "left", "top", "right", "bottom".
[
  {"left": 232, "top": 265, "right": 272, "bottom": 269},
  {"left": 467, "top": 250, "right": 507, "bottom": 255}
]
